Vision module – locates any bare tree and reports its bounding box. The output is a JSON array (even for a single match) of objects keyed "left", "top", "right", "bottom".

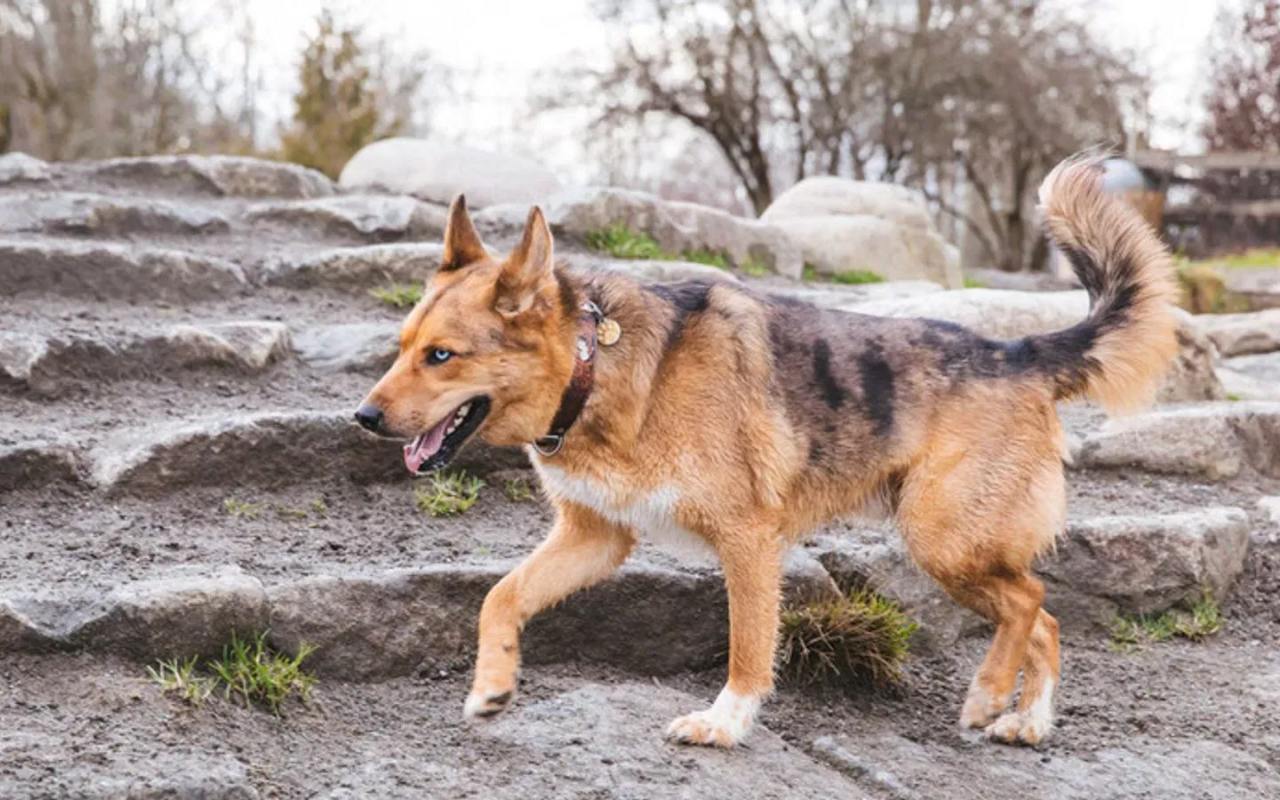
[
  {"left": 1203, "top": 0, "right": 1280, "bottom": 152},
  {"left": 549, "top": 0, "right": 1141, "bottom": 270}
]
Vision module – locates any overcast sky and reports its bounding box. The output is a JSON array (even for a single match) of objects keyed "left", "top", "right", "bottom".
[{"left": 242, "top": 0, "right": 1225, "bottom": 167}]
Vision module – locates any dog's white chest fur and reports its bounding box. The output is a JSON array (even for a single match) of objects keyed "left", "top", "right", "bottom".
[{"left": 534, "top": 463, "right": 715, "bottom": 561}]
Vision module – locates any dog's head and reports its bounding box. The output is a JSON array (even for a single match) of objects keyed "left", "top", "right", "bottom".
[{"left": 354, "top": 196, "right": 578, "bottom": 474}]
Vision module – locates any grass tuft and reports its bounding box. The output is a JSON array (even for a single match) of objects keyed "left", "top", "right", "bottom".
[
  {"left": 147, "top": 633, "right": 317, "bottom": 715},
  {"left": 208, "top": 632, "right": 317, "bottom": 715},
  {"left": 223, "top": 498, "right": 263, "bottom": 520},
  {"left": 503, "top": 477, "right": 535, "bottom": 502},
  {"left": 415, "top": 471, "right": 485, "bottom": 517},
  {"left": 740, "top": 257, "right": 772, "bottom": 278},
  {"left": 584, "top": 224, "right": 668, "bottom": 260},
  {"left": 1109, "top": 592, "right": 1223, "bottom": 651},
  {"left": 147, "top": 657, "right": 214, "bottom": 707},
  {"left": 370, "top": 283, "right": 423, "bottom": 309},
  {"left": 779, "top": 588, "right": 917, "bottom": 689},
  {"left": 962, "top": 276, "right": 986, "bottom": 288},
  {"left": 680, "top": 248, "right": 730, "bottom": 270},
  {"left": 801, "top": 263, "right": 884, "bottom": 285}
]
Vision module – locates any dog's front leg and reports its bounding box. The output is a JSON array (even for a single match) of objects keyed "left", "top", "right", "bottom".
[
  {"left": 666, "top": 532, "right": 781, "bottom": 748},
  {"left": 464, "top": 503, "right": 634, "bottom": 719}
]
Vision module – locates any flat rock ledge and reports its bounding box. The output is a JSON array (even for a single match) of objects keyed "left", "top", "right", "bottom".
[
  {"left": 77, "top": 154, "right": 334, "bottom": 199},
  {"left": 0, "top": 238, "right": 248, "bottom": 302},
  {"left": 1196, "top": 308, "right": 1280, "bottom": 357},
  {"left": 244, "top": 195, "right": 445, "bottom": 241},
  {"left": 1074, "top": 402, "right": 1280, "bottom": 480},
  {"left": 812, "top": 506, "right": 1252, "bottom": 640},
  {"left": 0, "top": 321, "right": 290, "bottom": 392}
]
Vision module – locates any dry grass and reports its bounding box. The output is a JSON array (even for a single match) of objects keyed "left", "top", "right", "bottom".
[{"left": 778, "top": 588, "right": 917, "bottom": 689}]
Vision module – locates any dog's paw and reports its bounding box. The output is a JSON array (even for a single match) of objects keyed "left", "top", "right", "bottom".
[
  {"left": 463, "top": 687, "right": 515, "bottom": 720},
  {"left": 664, "top": 689, "right": 760, "bottom": 748},
  {"left": 984, "top": 710, "right": 1052, "bottom": 746},
  {"left": 959, "top": 686, "right": 1009, "bottom": 730}
]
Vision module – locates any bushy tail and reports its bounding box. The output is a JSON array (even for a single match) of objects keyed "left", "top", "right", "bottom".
[{"left": 1031, "top": 155, "right": 1179, "bottom": 413}]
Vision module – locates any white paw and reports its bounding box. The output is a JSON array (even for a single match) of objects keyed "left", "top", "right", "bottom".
[
  {"left": 985, "top": 679, "right": 1055, "bottom": 746},
  {"left": 463, "top": 687, "right": 515, "bottom": 720},
  {"left": 959, "top": 684, "right": 1009, "bottom": 730},
  {"left": 664, "top": 688, "right": 761, "bottom": 748}
]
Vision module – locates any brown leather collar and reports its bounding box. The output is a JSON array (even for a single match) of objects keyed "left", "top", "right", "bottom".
[{"left": 532, "top": 301, "right": 603, "bottom": 457}]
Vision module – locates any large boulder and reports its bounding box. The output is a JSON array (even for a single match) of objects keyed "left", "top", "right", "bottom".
[
  {"left": 338, "top": 137, "right": 562, "bottom": 207},
  {"left": 479, "top": 187, "right": 803, "bottom": 278},
  {"left": 762, "top": 177, "right": 962, "bottom": 287},
  {"left": 1038, "top": 508, "right": 1250, "bottom": 626},
  {"left": 848, "top": 289, "right": 1222, "bottom": 403},
  {"left": 1074, "top": 402, "right": 1280, "bottom": 480},
  {"left": 1195, "top": 309, "right": 1280, "bottom": 356},
  {"left": 0, "top": 152, "right": 51, "bottom": 184}
]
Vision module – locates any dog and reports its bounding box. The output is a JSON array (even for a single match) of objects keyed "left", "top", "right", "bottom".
[{"left": 353, "top": 156, "right": 1178, "bottom": 748}]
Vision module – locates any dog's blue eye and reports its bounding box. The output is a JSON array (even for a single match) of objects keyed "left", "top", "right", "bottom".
[{"left": 426, "top": 348, "right": 453, "bottom": 365}]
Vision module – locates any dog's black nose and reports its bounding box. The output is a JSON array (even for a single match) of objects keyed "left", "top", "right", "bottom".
[{"left": 354, "top": 403, "right": 384, "bottom": 434}]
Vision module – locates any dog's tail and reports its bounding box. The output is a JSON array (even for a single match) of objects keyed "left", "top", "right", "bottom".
[{"left": 1027, "top": 155, "right": 1179, "bottom": 413}]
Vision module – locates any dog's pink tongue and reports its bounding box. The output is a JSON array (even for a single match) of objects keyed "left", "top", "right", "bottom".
[{"left": 403, "top": 417, "right": 449, "bottom": 474}]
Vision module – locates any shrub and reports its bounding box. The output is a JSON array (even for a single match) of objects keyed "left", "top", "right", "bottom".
[{"left": 779, "top": 588, "right": 917, "bottom": 688}]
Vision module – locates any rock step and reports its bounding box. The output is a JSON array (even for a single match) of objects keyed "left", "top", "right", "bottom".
[
  {"left": 812, "top": 505, "right": 1252, "bottom": 635},
  {"left": 0, "top": 238, "right": 248, "bottom": 302},
  {"left": 1074, "top": 402, "right": 1280, "bottom": 480},
  {"left": 0, "top": 556, "right": 836, "bottom": 681},
  {"left": 1195, "top": 308, "right": 1280, "bottom": 357},
  {"left": 1, "top": 507, "right": 1254, "bottom": 678},
  {"left": 0, "top": 410, "right": 524, "bottom": 495},
  {"left": 66, "top": 154, "right": 335, "bottom": 199},
  {"left": 0, "top": 321, "right": 290, "bottom": 392},
  {"left": 0, "top": 192, "right": 231, "bottom": 237},
  {"left": 1219, "top": 351, "right": 1280, "bottom": 402}
]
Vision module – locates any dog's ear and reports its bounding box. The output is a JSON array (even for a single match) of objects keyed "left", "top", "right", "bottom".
[
  {"left": 441, "top": 194, "right": 487, "bottom": 270},
  {"left": 495, "top": 206, "right": 556, "bottom": 318}
]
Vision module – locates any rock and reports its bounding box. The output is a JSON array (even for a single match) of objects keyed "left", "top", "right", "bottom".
[
  {"left": 1038, "top": 508, "right": 1250, "bottom": 625},
  {"left": 267, "top": 566, "right": 497, "bottom": 680},
  {"left": 258, "top": 243, "right": 441, "bottom": 289},
  {"left": 1218, "top": 355, "right": 1280, "bottom": 402},
  {"left": 0, "top": 439, "right": 82, "bottom": 492},
  {"left": 85, "top": 155, "right": 333, "bottom": 198},
  {"left": 565, "top": 253, "right": 741, "bottom": 285},
  {"left": 0, "top": 599, "right": 57, "bottom": 652},
  {"left": 1260, "top": 496, "right": 1280, "bottom": 526},
  {"left": 849, "top": 289, "right": 1222, "bottom": 403},
  {"left": 962, "top": 266, "right": 1079, "bottom": 292},
  {"left": 293, "top": 323, "right": 398, "bottom": 373},
  {"left": 268, "top": 563, "right": 727, "bottom": 679},
  {"left": 477, "top": 683, "right": 857, "bottom": 799},
  {"left": 764, "top": 177, "right": 933, "bottom": 229},
  {"left": 0, "top": 152, "right": 51, "bottom": 184},
  {"left": 1220, "top": 265, "right": 1280, "bottom": 311},
  {"left": 87, "top": 410, "right": 524, "bottom": 495},
  {"left": 807, "top": 733, "right": 1277, "bottom": 800},
  {"left": 41, "top": 753, "right": 261, "bottom": 800},
  {"left": 771, "top": 279, "right": 943, "bottom": 312},
  {"left": 811, "top": 735, "right": 919, "bottom": 800},
  {"left": 0, "top": 192, "right": 230, "bottom": 236},
  {"left": 0, "top": 239, "right": 248, "bottom": 302},
  {"left": 480, "top": 187, "right": 804, "bottom": 278},
  {"left": 761, "top": 177, "right": 961, "bottom": 287},
  {"left": 1, "top": 322, "right": 290, "bottom": 391},
  {"left": 63, "top": 567, "right": 269, "bottom": 659},
  {"left": 1075, "top": 402, "right": 1280, "bottom": 480},
  {"left": 1196, "top": 309, "right": 1280, "bottom": 356},
  {"left": 244, "top": 195, "right": 445, "bottom": 240},
  {"left": 809, "top": 528, "right": 984, "bottom": 650},
  {"left": 338, "top": 137, "right": 563, "bottom": 207}
]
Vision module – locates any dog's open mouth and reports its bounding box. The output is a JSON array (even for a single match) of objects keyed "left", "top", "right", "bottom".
[{"left": 403, "top": 396, "right": 491, "bottom": 475}]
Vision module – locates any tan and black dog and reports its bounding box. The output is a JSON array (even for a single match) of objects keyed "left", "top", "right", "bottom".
[{"left": 354, "top": 157, "right": 1178, "bottom": 748}]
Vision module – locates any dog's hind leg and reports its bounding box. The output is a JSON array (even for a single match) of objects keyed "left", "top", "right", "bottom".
[
  {"left": 666, "top": 526, "right": 782, "bottom": 748},
  {"left": 895, "top": 397, "right": 1066, "bottom": 745},
  {"left": 464, "top": 503, "right": 634, "bottom": 719},
  {"left": 987, "top": 608, "right": 1060, "bottom": 745}
]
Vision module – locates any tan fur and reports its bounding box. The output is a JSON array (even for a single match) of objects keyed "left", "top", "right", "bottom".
[{"left": 359, "top": 155, "right": 1179, "bottom": 749}]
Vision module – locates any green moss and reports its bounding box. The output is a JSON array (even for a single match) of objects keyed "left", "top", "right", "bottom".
[
  {"left": 369, "top": 283, "right": 423, "bottom": 309},
  {"left": 740, "top": 257, "right": 772, "bottom": 278},
  {"left": 1109, "top": 591, "right": 1223, "bottom": 652},
  {"left": 414, "top": 471, "right": 485, "bottom": 517},
  {"left": 962, "top": 276, "right": 986, "bottom": 289},
  {"left": 801, "top": 264, "right": 884, "bottom": 285},
  {"left": 680, "top": 248, "right": 731, "bottom": 270},
  {"left": 584, "top": 224, "right": 669, "bottom": 260},
  {"left": 779, "top": 588, "right": 917, "bottom": 688}
]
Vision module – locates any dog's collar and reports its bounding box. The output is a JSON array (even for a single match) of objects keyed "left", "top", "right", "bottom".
[{"left": 532, "top": 300, "right": 612, "bottom": 457}]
